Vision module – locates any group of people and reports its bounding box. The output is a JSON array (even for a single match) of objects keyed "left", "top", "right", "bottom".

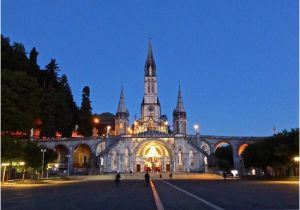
[{"left": 114, "top": 171, "right": 173, "bottom": 186}]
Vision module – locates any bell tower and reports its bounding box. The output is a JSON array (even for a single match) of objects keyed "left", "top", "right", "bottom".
[
  {"left": 141, "top": 40, "right": 161, "bottom": 123},
  {"left": 115, "top": 86, "right": 129, "bottom": 135},
  {"left": 173, "top": 86, "right": 187, "bottom": 134}
]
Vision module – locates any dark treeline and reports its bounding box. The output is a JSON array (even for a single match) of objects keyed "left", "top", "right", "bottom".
[
  {"left": 1, "top": 35, "right": 93, "bottom": 137},
  {"left": 242, "top": 128, "right": 299, "bottom": 174}
]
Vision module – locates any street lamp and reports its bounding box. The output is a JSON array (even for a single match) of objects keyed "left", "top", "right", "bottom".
[
  {"left": 1, "top": 163, "right": 10, "bottom": 183},
  {"left": 41, "top": 149, "right": 47, "bottom": 178},
  {"left": 66, "top": 154, "right": 70, "bottom": 176},
  {"left": 92, "top": 118, "right": 100, "bottom": 137},
  {"left": 293, "top": 156, "right": 299, "bottom": 162},
  {"left": 19, "top": 161, "right": 26, "bottom": 182},
  {"left": 193, "top": 124, "right": 200, "bottom": 134},
  {"left": 106, "top": 125, "right": 111, "bottom": 137}
]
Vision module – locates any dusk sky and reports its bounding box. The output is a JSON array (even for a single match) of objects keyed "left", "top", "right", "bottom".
[{"left": 2, "top": 0, "right": 298, "bottom": 136}]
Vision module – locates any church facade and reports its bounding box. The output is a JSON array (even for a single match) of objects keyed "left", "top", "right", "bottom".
[
  {"left": 39, "top": 42, "right": 264, "bottom": 175},
  {"left": 110, "top": 41, "right": 206, "bottom": 173}
]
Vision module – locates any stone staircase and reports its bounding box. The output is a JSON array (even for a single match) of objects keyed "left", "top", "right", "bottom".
[
  {"left": 186, "top": 137, "right": 217, "bottom": 167},
  {"left": 97, "top": 137, "right": 121, "bottom": 157}
]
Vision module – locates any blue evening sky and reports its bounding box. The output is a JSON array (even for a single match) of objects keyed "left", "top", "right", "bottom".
[{"left": 2, "top": 0, "right": 298, "bottom": 136}]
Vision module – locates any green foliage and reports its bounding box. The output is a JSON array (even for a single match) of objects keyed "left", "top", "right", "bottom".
[
  {"left": 2, "top": 70, "right": 42, "bottom": 132},
  {"left": 1, "top": 136, "right": 58, "bottom": 170},
  {"left": 40, "top": 87, "right": 57, "bottom": 137},
  {"left": 55, "top": 75, "right": 78, "bottom": 137},
  {"left": 78, "top": 86, "right": 93, "bottom": 137},
  {"left": 1, "top": 136, "right": 24, "bottom": 162},
  {"left": 1, "top": 35, "right": 79, "bottom": 137},
  {"left": 242, "top": 128, "right": 299, "bottom": 170}
]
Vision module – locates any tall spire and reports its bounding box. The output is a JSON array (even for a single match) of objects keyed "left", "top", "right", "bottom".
[
  {"left": 147, "top": 38, "right": 154, "bottom": 61},
  {"left": 145, "top": 38, "right": 156, "bottom": 76},
  {"left": 175, "top": 85, "right": 185, "bottom": 112},
  {"left": 117, "top": 86, "right": 127, "bottom": 113}
]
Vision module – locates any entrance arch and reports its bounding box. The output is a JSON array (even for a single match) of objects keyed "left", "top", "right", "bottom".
[
  {"left": 73, "top": 144, "right": 91, "bottom": 169},
  {"left": 133, "top": 140, "right": 173, "bottom": 173},
  {"left": 214, "top": 141, "right": 233, "bottom": 170},
  {"left": 238, "top": 143, "right": 249, "bottom": 157},
  {"left": 54, "top": 144, "right": 69, "bottom": 169}
]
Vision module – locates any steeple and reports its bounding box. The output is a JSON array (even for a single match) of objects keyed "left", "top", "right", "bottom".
[
  {"left": 115, "top": 86, "right": 129, "bottom": 135},
  {"left": 117, "top": 86, "right": 127, "bottom": 114},
  {"left": 145, "top": 38, "right": 156, "bottom": 76},
  {"left": 173, "top": 85, "right": 187, "bottom": 134},
  {"left": 175, "top": 85, "right": 185, "bottom": 112}
]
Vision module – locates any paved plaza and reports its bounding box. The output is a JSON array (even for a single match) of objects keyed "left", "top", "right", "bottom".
[{"left": 1, "top": 175, "right": 299, "bottom": 210}]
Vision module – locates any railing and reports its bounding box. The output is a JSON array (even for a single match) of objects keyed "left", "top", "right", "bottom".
[{"left": 186, "top": 134, "right": 267, "bottom": 140}]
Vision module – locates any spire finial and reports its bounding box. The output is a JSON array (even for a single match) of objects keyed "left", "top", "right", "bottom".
[
  {"left": 117, "top": 86, "right": 127, "bottom": 113},
  {"left": 175, "top": 85, "right": 185, "bottom": 112}
]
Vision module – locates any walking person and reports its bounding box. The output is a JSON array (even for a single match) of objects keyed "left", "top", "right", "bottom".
[
  {"left": 223, "top": 171, "right": 227, "bottom": 181},
  {"left": 115, "top": 171, "right": 121, "bottom": 185},
  {"left": 169, "top": 172, "right": 172, "bottom": 179},
  {"left": 145, "top": 171, "right": 150, "bottom": 187}
]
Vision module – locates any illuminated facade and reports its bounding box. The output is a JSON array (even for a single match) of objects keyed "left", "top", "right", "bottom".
[
  {"left": 110, "top": 41, "right": 206, "bottom": 172},
  {"left": 39, "top": 42, "right": 264, "bottom": 174}
]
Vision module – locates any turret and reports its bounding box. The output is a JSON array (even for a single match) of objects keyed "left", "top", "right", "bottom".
[
  {"left": 115, "top": 86, "right": 129, "bottom": 135},
  {"left": 173, "top": 85, "right": 187, "bottom": 134}
]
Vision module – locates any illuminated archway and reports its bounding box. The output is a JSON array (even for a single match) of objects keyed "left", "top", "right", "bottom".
[
  {"left": 134, "top": 140, "right": 172, "bottom": 172},
  {"left": 238, "top": 143, "right": 249, "bottom": 157},
  {"left": 54, "top": 144, "right": 68, "bottom": 169},
  {"left": 214, "top": 141, "right": 233, "bottom": 170},
  {"left": 73, "top": 144, "right": 91, "bottom": 168}
]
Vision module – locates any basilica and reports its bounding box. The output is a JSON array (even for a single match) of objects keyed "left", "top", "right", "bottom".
[
  {"left": 103, "top": 41, "right": 209, "bottom": 173},
  {"left": 40, "top": 42, "right": 262, "bottom": 175}
]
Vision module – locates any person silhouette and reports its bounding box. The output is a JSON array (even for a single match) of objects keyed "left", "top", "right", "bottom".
[
  {"left": 145, "top": 171, "right": 150, "bottom": 186},
  {"left": 115, "top": 172, "right": 121, "bottom": 185},
  {"left": 169, "top": 173, "right": 173, "bottom": 179}
]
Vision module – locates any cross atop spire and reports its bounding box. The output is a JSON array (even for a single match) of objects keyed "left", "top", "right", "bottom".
[
  {"left": 175, "top": 85, "right": 185, "bottom": 112},
  {"left": 145, "top": 38, "right": 156, "bottom": 76},
  {"left": 117, "top": 86, "right": 127, "bottom": 113}
]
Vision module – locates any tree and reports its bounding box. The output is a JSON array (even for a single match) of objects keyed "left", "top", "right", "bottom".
[
  {"left": 78, "top": 86, "right": 92, "bottom": 137},
  {"left": 2, "top": 70, "right": 42, "bottom": 133},
  {"left": 1, "top": 136, "right": 57, "bottom": 171},
  {"left": 28, "top": 47, "right": 40, "bottom": 77},
  {"left": 43, "top": 59, "right": 59, "bottom": 88},
  {"left": 40, "top": 87, "right": 57, "bottom": 137},
  {"left": 55, "top": 75, "right": 78, "bottom": 137},
  {"left": 1, "top": 136, "right": 24, "bottom": 163},
  {"left": 242, "top": 128, "right": 299, "bottom": 172}
]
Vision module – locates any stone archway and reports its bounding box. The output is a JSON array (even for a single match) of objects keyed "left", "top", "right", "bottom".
[
  {"left": 73, "top": 144, "right": 92, "bottom": 171},
  {"left": 214, "top": 141, "right": 234, "bottom": 170},
  {"left": 238, "top": 143, "right": 249, "bottom": 157},
  {"left": 54, "top": 144, "right": 69, "bottom": 169},
  {"left": 133, "top": 140, "right": 174, "bottom": 173}
]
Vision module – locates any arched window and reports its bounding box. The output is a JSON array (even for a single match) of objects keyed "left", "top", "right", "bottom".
[
  {"left": 148, "top": 80, "right": 151, "bottom": 93},
  {"left": 151, "top": 79, "right": 155, "bottom": 93}
]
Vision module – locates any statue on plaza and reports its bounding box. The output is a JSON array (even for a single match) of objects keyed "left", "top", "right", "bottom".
[
  {"left": 30, "top": 128, "right": 34, "bottom": 137},
  {"left": 178, "top": 150, "right": 182, "bottom": 165}
]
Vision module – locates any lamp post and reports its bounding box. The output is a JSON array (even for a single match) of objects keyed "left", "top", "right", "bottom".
[
  {"left": 193, "top": 124, "right": 200, "bottom": 134},
  {"left": 66, "top": 155, "right": 70, "bottom": 176},
  {"left": 41, "top": 149, "right": 47, "bottom": 178},
  {"left": 106, "top": 125, "right": 111, "bottom": 138},
  {"left": 93, "top": 118, "right": 100, "bottom": 137},
  {"left": 194, "top": 124, "right": 200, "bottom": 145},
  {"left": 1, "top": 163, "right": 10, "bottom": 183},
  {"left": 19, "top": 162, "right": 25, "bottom": 182}
]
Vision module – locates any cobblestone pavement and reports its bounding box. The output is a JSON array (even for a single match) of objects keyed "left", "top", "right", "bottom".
[{"left": 2, "top": 178, "right": 299, "bottom": 210}]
